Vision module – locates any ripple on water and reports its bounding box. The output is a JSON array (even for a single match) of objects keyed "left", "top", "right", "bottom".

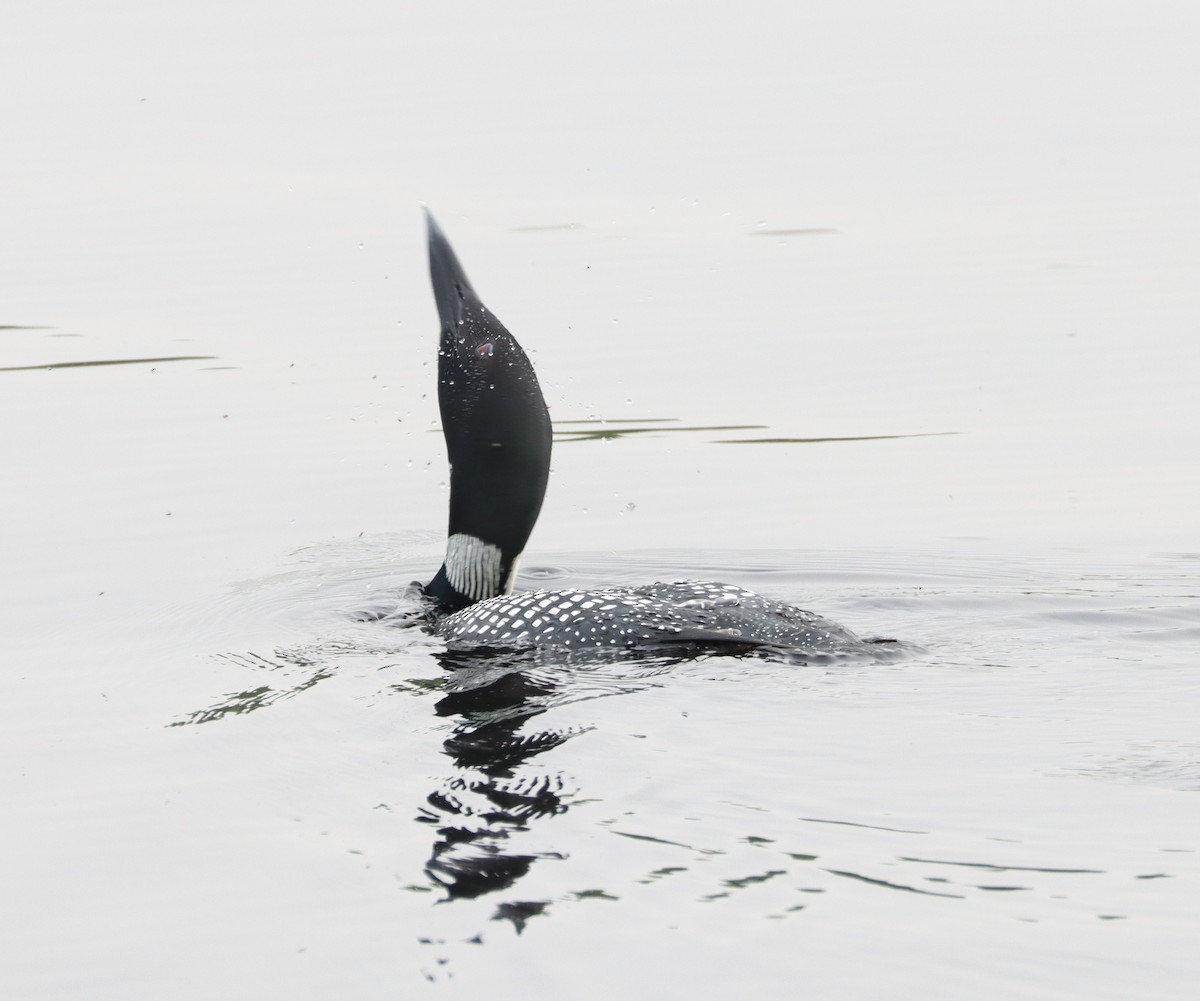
[{"left": 163, "top": 538, "right": 1199, "bottom": 982}]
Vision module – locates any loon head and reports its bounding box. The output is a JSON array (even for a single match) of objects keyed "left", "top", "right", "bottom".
[{"left": 422, "top": 210, "right": 552, "bottom": 614}]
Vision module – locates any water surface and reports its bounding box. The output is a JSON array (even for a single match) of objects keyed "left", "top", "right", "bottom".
[{"left": 3, "top": 2, "right": 1198, "bottom": 998}]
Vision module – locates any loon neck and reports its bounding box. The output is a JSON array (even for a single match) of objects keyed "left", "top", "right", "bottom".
[
  {"left": 424, "top": 211, "right": 552, "bottom": 613},
  {"left": 424, "top": 537, "right": 523, "bottom": 613}
]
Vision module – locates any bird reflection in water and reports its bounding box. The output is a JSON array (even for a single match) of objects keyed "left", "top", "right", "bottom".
[
  {"left": 415, "top": 646, "right": 690, "bottom": 917},
  {"left": 417, "top": 649, "right": 583, "bottom": 911}
]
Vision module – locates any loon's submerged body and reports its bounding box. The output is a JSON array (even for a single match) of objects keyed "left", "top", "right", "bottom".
[{"left": 420, "top": 211, "right": 880, "bottom": 658}]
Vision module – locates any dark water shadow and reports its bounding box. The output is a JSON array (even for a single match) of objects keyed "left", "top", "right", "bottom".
[
  {"left": 414, "top": 624, "right": 908, "bottom": 919},
  {"left": 424, "top": 417, "right": 959, "bottom": 445},
  {"left": 166, "top": 597, "right": 726, "bottom": 917},
  {"left": 548, "top": 418, "right": 959, "bottom": 445},
  {"left": 415, "top": 644, "right": 701, "bottom": 913},
  {"left": 0, "top": 355, "right": 218, "bottom": 372},
  {"left": 554, "top": 419, "right": 768, "bottom": 443},
  {"left": 167, "top": 651, "right": 335, "bottom": 727}
]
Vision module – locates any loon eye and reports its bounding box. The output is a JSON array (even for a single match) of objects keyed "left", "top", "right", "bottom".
[{"left": 476, "top": 342, "right": 494, "bottom": 358}]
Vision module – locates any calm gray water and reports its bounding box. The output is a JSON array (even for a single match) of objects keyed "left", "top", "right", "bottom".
[{"left": 4, "top": 2, "right": 1198, "bottom": 998}]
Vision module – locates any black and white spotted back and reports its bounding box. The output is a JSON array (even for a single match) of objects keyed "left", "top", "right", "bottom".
[{"left": 434, "top": 580, "right": 872, "bottom": 655}]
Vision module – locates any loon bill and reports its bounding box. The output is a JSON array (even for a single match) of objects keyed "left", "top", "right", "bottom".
[{"left": 420, "top": 210, "right": 882, "bottom": 657}]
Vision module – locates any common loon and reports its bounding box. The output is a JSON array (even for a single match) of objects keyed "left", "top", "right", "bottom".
[{"left": 420, "top": 210, "right": 881, "bottom": 658}]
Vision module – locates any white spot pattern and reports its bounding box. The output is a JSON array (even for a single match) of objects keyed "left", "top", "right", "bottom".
[{"left": 435, "top": 579, "right": 869, "bottom": 655}]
